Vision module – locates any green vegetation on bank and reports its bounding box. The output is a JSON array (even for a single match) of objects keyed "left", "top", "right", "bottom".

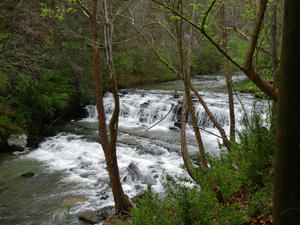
[
  {"left": 116, "top": 112, "right": 274, "bottom": 225},
  {"left": 233, "top": 79, "right": 264, "bottom": 98}
]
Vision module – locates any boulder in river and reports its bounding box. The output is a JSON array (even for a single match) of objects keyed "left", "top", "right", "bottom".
[
  {"left": 78, "top": 206, "right": 114, "bottom": 224},
  {"left": 121, "top": 162, "right": 141, "bottom": 183},
  {"left": 121, "top": 162, "right": 157, "bottom": 186},
  {"left": 7, "top": 134, "right": 27, "bottom": 151}
]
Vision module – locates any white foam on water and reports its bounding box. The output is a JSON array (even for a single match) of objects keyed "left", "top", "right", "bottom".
[{"left": 26, "top": 132, "right": 186, "bottom": 213}]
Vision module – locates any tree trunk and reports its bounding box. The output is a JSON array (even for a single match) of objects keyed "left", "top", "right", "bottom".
[
  {"left": 220, "top": 2, "right": 235, "bottom": 142},
  {"left": 175, "top": 3, "right": 224, "bottom": 203},
  {"left": 88, "top": 0, "right": 132, "bottom": 215},
  {"left": 190, "top": 86, "right": 231, "bottom": 150},
  {"left": 273, "top": 0, "right": 300, "bottom": 224},
  {"left": 271, "top": 4, "right": 278, "bottom": 80},
  {"left": 180, "top": 94, "right": 197, "bottom": 180},
  {"left": 104, "top": 146, "right": 133, "bottom": 214}
]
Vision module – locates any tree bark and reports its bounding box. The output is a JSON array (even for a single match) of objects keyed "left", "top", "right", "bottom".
[
  {"left": 175, "top": 3, "right": 224, "bottom": 203},
  {"left": 242, "top": 0, "right": 278, "bottom": 100},
  {"left": 190, "top": 86, "right": 231, "bottom": 150},
  {"left": 273, "top": 0, "right": 300, "bottom": 224},
  {"left": 220, "top": 2, "right": 235, "bottom": 142},
  {"left": 83, "top": 0, "right": 133, "bottom": 215},
  {"left": 180, "top": 94, "right": 198, "bottom": 180},
  {"left": 271, "top": 4, "right": 278, "bottom": 80}
]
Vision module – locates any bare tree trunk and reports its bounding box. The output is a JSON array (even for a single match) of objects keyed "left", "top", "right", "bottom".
[
  {"left": 102, "top": 0, "right": 133, "bottom": 214},
  {"left": 271, "top": 3, "right": 278, "bottom": 80},
  {"left": 273, "top": 0, "right": 300, "bottom": 224},
  {"left": 175, "top": 11, "right": 208, "bottom": 169},
  {"left": 180, "top": 94, "right": 197, "bottom": 180},
  {"left": 175, "top": 4, "right": 224, "bottom": 203},
  {"left": 220, "top": 2, "right": 235, "bottom": 142},
  {"left": 78, "top": 0, "right": 133, "bottom": 215},
  {"left": 190, "top": 86, "right": 231, "bottom": 149},
  {"left": 242, "top": 0, "right": 277, "bottom": 100}
]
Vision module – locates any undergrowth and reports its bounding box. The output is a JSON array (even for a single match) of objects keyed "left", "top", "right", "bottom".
[{"left": 119, "top": 110, "right": 275, "bottom": 225}]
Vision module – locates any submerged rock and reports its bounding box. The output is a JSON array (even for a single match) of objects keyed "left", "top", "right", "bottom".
[{"left": 21, "top": 172, "right": 35, "bottom": 177}]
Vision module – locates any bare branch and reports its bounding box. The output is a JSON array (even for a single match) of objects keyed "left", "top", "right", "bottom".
[
  {"left": 151, "top": 0, "right": 244, "bottom": 72},
  {"left": 76, "top": 0, "right": 92, "bottom": 18},
  {"left": 244, "top": 0, "right": 268, "bottom": 71},
  {"left": 151, "top": 0, "right": 278, "bottom": 100}
]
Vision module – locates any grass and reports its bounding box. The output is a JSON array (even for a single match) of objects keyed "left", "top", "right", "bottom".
[{"left": 233, "top": 79, "right": 262, "bottom": 96}]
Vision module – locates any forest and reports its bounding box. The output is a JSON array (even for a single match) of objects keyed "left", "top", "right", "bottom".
[{"left": 0, "top": 0, "right": 299, "bottom": 224}]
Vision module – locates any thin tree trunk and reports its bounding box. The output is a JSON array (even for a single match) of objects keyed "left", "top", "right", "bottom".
[
  {"left": 175, "top": 4, "right": 224, "bottom": 203},
  {"left": 102, "top": 0, "right": 133, "bottom": 214},
  {"left": 273, "top": 0, "right": 300, "bottom": 224},
  {"left": 242, "top": 0, "right": 277, "bottom": 100},
  {"left": 220, "top": 2, "right": 235, "bottom": 142},
  {"left": 180, "top": 94, "right": 197, "bottom": 180},
  {"left": 80, "top": 0, "right": 133, "bottom": 215},
  {"left": 190, "top": 86, "right": 231, "bottom": 149},
  {"left": 271, "top": 4, "right": 278, "bottom": 80}
]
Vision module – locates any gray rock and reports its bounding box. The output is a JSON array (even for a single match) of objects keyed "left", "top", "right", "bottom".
[
  {"left": 78, "top": 206, "right": 114, "bottom": 224},
  {"left": 121, "top": 162, "right": 141, "bottom": 183},
  {"left": 99, "top": 205, "right": 114, "bottom": 220},
  {"left": 7, "top": 134, "right": 27, "bottom": 150},
  {"left": 78, "top": 210, "right": 103, "bottom": 224},
  {"left": 121, "top": 162, "right": 157, "bottom": 186}
]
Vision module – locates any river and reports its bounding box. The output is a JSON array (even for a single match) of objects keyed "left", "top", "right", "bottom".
[{"left": 0, "top": 75, "right": 268, "bottom": 225}]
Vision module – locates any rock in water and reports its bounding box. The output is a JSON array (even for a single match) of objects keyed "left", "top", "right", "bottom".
[
  {"left": 121, "top": 162, "right": 141, "bottom": 183},
  {"left": 121, "top": 162, "right": 157, "bottom": 186},
  {"left": 78, "top": 206, "right": 114, "bottom": 224},
  {"left": 78, "top": 210, "right": 103, "bottom": 224},
  {"left": 21, "top": 172, "right": 35, "bottom": 178},
  {"left": 7, "top": 134, "right": 27, "bottom": 150}
]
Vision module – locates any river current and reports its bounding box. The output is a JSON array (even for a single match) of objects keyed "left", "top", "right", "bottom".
[{"left": 0, "top": 75, "right": 268, "bottom": 225}]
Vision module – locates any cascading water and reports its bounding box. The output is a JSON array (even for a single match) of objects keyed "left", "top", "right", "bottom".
[{"left": 0, "top": 75, "right": 268, "bottom": 225}]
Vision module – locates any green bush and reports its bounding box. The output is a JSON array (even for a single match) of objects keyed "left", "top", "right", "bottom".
[{"left": 33, "top": 70, "right": 74, "bottom": 117}]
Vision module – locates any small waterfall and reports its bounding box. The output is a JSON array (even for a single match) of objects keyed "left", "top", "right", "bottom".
[{"left": 81, "top": 90, "right": 257, "bottom": 132}]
